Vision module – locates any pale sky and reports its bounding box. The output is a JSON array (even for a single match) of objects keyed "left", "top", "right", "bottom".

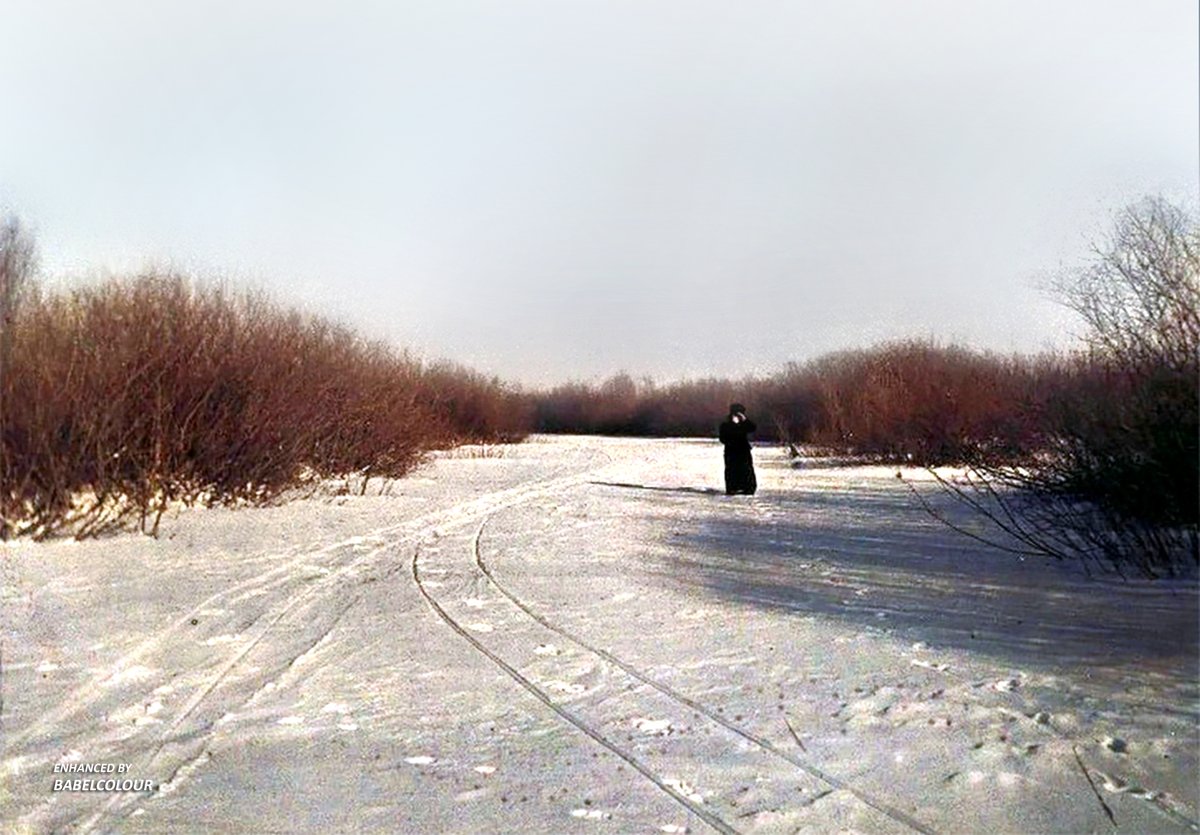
[{"left": 2, "top": 1, "right": 1196, "bottom": 386}]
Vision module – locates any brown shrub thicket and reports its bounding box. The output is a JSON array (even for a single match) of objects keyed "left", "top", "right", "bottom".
[
  {"left": 951, "top": 198, "right": 1199, "bottom": 576},
  {"left": 0, "top": 273, "right": 525, "bottom": 539},
  {"left": 532, "top": 340, "right": 1053, "bottom": 464}
]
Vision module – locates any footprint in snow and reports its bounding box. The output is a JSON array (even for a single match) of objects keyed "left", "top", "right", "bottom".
[
  {"left": 1094, "top": 771, "right": 1159, "bottom": 800},
  {"left": 663, "top": 778, "right": 705, "bottom": 804},
  {"left": 1102, "top": 736, "right": 1128, "bottom": 754},
  {"left": 911, "top": 659, "right": 950, "bottom": 672},
  {"left": 547, "top": 681, "right": 587, "bottom": 696}
]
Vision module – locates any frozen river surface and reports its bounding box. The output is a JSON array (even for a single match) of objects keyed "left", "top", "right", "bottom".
[{"left": 3, "top": 436, "right": 1197, "bottom": 833}]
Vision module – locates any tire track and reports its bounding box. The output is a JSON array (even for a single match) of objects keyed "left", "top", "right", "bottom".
[
  {"left": 7, "top": 469, "right": 596, "bottom": 756},
  {"left": 471, "top": 512, "right": 938, "bottom": 835},
  {"left": 411, "top": 541, "right": 739, "bottom": 835},
  {"left": 476, "top": 495, "right": 1199, "bottom": 834},
  {"left": 12, "top": 462, "right": 616, "bottom": 834}
]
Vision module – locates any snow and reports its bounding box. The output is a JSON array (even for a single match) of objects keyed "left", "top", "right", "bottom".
[{"left": 2, "top": 435, "right": 1196, "bottom": 833}]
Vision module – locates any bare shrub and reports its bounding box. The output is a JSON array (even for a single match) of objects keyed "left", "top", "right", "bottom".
[
  {"left": 788, "top": 340, "right": 1046, "bottom": 464},
  {"left": 943, "top": 198, "right": 1199, "bottom": 577},
  {"left": 1, "top": 272, "right": 529, "bottom": 539}
]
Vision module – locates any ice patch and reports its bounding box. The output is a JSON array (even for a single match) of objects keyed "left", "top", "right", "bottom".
[
  {"left": 405, "top": 756, "right": 436, "bottom": 765},
  {"left": 664, "top": 778, "right": 705, "bottom": 804},
  {"left": 571, "top": 809, "right": 610, "bottom": 820},
  {"left": 102, "top": 665, "right": 156, "bottom": 687},
  {"left": 203, "top": 634, "right": 238, "bottom": 646},
  {"left": 633, "top": 718, "right": 673, "bottom": 736},
  {"left": 337, "top": 722, "right": 358, "bottom": 731},
  {"left": 534, "top": 644, "right": 559, "bottom": 656},
  {"left": 473, "top": 765, "right": 496, "bottom": 775},
  {"left": 466, "top": 622, "right": 494, "bottom": 633},
  {"left": 911, "top": 659, "right": 950, "bottom": 672},
  {"left": 36, "top": 661, "right": 60, "bottom": 673},
  {"left": 463, "top": 597, "right": 487, "bottom": 608},
  {"left": 321, "top": 702, "right": 351, "bottom": 715},
  {"left": 611, "top": 592, "right": 637, "bottom": 603},
  {"left": 660, "top": 826, "right": 688, "bottom": 834}
]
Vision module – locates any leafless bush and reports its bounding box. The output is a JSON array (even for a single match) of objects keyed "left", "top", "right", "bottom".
[
  {"left": 1, "top": 271, "right": 529, "bottom": 539},
  {"left": 942, "top": 198, "right": 1199, "bottom": 577},
  {"left": 792, "top": 340, "right": 1047, "bottom": 464}
]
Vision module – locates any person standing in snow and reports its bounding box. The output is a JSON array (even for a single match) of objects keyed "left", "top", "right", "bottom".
[{"left": 719, "top": 403, "right": 757, "bottom": 495}]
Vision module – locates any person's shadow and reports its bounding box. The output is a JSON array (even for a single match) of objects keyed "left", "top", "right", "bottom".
[{"left": 588, "top": 481, "right": 721, "bottom": 496}]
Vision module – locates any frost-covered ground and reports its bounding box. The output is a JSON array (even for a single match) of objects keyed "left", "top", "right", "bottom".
[{"left": 2, "top": 436, "right": 1197, "bottom": 834}]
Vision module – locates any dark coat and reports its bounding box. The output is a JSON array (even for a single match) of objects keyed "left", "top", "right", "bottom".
[{"left": 718, "top": 417, "right": 757, "bottom": 495}]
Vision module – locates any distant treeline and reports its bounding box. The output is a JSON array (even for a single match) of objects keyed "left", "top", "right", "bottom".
[
  {"left": 0, "top": 264, "right": 528, "bottom": 539},
  {"left": 531, "top": 340, "right": 1059, "bottom": 463}
]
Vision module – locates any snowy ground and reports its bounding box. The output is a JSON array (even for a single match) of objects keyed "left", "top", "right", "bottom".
[{"left": 2, "top": 435, "right": 1197, "bottom": 834}]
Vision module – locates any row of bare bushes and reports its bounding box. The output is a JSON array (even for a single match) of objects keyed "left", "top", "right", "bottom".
[
  {"left": 532, "top": 340, "right": 1059, "bottom": 465},
  {"left": 0, "top": 263, "right": 526, "bottom": 539}
]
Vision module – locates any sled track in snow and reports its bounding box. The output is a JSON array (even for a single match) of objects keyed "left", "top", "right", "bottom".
[
  {"left": 469, "top": 513, "right": 938, "bottom": 835},
  {"left": 411, "top": 542, "right": 739, "bottom": 835},
  {"left": 471, "top": 485, "right": 1198, "bottom": 835},
  {"left": 19, "top": 463, "right": 612, "bottom": 834}
]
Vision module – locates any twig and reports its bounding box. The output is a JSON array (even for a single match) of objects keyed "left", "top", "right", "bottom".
[
  {"left": 783, "top": 715, "right": 807, "bottom": 753},
  {"left": 1073, "top": 744, "right": 1116, "bottom": 828}
]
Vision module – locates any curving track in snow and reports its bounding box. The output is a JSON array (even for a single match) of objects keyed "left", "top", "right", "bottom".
[{"left": 3, "top": 436, "right": 1196, "bottom": 833}]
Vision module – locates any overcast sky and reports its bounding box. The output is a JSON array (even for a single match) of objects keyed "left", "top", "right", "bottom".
[{"left": 2, "top": 1, "right": 1196, "bottom": 385}]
